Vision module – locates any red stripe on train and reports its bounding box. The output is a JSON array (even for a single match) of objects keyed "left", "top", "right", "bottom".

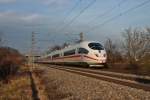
[
  {"left": 52, "top": 55, "right": 81, "bottom": 60},
  {"left": 51, "top": 54, "right": 98, "bottom": 61},
  {"left": 83, "top": 55, "right": 98, "bottom": 61}
]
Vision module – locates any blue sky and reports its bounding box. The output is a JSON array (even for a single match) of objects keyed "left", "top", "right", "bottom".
[{"left": 0, "top": 0, "right": 150, "bottom": 53}]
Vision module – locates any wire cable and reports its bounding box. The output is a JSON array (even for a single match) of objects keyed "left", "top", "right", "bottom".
[
  {"left": 86, "top": 0, "right": 126, "bottom": 25},
  {"left": 63, "top": 0, "right": 82, "bottom": 22},
  {"left": 59, "top": 0, "right": 96, "bottom": 32},
  {"left": 87, "top": 0, "right": 150, "bottom": 33}
]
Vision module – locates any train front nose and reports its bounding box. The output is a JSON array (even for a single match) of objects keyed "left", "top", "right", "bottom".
[{"left": 98, "top": 50, "right": 107, "bottom": 63}]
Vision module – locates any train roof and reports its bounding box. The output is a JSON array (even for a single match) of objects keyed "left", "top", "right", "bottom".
[
  {"left": 54, "top": 41, "right": 101, "bottom": 51},
  {"left": 42, "top": 41, "right": 103, "bottom": 57}
]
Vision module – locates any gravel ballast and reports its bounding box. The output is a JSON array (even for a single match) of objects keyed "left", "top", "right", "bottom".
[{"left": 40, "top": 66, "right": 150, "bottom": 100}]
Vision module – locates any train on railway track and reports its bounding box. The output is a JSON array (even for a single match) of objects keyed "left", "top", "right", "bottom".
[{"left": 36, "top": 41, "right": 107, "bottom": 67}]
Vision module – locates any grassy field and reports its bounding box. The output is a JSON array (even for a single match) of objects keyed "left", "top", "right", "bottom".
[
  {"left": 0, "top": 74, "right": 32, "bottom": 99},
  {"left": 0, "top": 66, "right": 32, "bottom": 100}
]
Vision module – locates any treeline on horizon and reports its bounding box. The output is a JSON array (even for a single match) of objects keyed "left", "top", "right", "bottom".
[{"left": 105, "top": 27, "right": 150, "bottom": 64}]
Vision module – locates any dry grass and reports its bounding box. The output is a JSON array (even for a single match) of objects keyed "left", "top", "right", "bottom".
[
  {"left": 0, "top": 70, "right": 32, "bottom": 100},
  {"left": 107, "top": 63, "right": 150, "bottom": 76}
]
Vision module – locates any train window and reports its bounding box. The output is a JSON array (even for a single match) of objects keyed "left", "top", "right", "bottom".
[
  {"left": 52, "top": 54, "right": 59, "bottom": 58},
  {"left": 64, "top": 49, "right": 75, "bottom": 56},
  {"left": 88, "top": 43, "right": 104, "bottom": 50},
  {"left": 78, "top": 48, "right": 89, "bottom": 54}
]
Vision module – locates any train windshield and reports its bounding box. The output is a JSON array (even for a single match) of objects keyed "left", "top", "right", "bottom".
[{"left": 88, "top": 42, "right": 104, "bottom": 50}]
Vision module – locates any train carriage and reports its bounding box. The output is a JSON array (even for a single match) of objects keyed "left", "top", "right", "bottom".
[{"left": 38, "top": 41, "right": 107, "bottom": 67}]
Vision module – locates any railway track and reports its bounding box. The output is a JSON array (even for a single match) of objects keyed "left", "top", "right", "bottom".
[{"left": 48, "top": 65, "right": 150, "bottom": 91}]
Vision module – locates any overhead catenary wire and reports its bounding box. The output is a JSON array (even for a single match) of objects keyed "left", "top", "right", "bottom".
[
  {"left": 51, "top": 0, "right": 83, "bottom": 38},
  {"left": 54, "top": 0, "right": 82, "bottom": 33},
  {"left": 86, "top": 0, "right": 126, "bottom": 25},
  {"left": 59, "top": 0, "right": 96, "bottom": 32},
  {"left": 87, "top": 0, "right": 150, "bottom": 33},
  {"left": 63, "top": 0, "right": 82, "bottom": 23}
]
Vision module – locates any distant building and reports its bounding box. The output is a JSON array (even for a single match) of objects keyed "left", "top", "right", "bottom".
[{"left": 25, "top": 54, "right": 41, "bottom": 61}]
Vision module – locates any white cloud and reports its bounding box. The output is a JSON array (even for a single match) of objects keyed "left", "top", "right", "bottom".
[
  {"left": 0, "top": 11, "right": 17, "bottom": 17},
  {"left": 0, "top": 0, "right": 16, "bottom": 4},
  {"left": 0, "top": 11, "right": 47, "bottom": 27},
  {"left": 40, "top": 0, "right": 71, "bottom": 6},
  {"left": 21, "top": 14, "right": 44, "bottom": 22}
]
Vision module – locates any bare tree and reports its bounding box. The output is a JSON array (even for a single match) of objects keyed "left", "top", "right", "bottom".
[
  {"left": 143, "top": 28, "right": 150, "bottom": 61},
  {"left": 146, "top": 27, "right": 150, "bottom": 35},
  {"left": 105, "top": 38, "right": 114, "bottom": 62},
  {"left": 61, "top": 42, "right": 69, "bottom": 49},
  {"left": 0, "top": 31, "right": 6, "bottom": 47},
  {"left": 47, "top": 45, "right": 61, "bottom": 54},
  {"left": 105, "top": 38, "right": 123, "bottom": 63},
  {"left": 122, "top": 28, "right": 149, "bottom": 63},
  {"left": 146, "top": 27, "right": 150, "bottom": 45},
  {"left": 0, "top": 31, "right": 2, "bottom": 46}
]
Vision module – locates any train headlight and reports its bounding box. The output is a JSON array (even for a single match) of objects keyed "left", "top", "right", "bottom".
[
  {"left": 95, "top": 54, "right": 99, "bottom": 57},
  {"left": 103, "top": 54, "right": 106, "bottom": 57}
]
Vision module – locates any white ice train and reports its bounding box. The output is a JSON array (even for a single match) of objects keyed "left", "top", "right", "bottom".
[{"left": 38, "top": 41, "right": 107, "bottom": 67}]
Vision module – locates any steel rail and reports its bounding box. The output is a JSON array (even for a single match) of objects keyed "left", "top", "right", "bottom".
[{"left": 48, "top": 65, "right": 150, "bottom": 91}]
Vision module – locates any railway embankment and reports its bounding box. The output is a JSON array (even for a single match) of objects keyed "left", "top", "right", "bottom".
[
  {"left": 2, "top": 64, "right": 149, "bottom": 100},
  {"left": 37, "top": 65, "right": 150, "bottom": 100},
  {"left": 0, "top": 66, "right": 32, "bottom": 99},
  {"left": 0, "top": 64, "right": 47, "bottom": 100},
  {"left": 31, "top": 67, "right": 48, "bottom": 100}
]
